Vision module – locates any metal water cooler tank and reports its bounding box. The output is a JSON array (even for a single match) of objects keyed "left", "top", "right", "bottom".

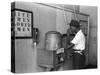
[{"left": 45, "top": 31, "right": 61, "bottom": 51}]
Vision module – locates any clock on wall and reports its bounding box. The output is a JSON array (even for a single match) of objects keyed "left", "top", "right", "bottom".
[{"left": 11, "top": 8, "right": 33, "bottom": 38}]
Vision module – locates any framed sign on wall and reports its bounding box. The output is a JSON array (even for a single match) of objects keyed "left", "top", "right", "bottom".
[{"left": 11, "top": 8, "right": 33, "bottom": 38}]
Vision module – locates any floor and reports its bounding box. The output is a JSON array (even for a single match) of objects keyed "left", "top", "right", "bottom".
[
  {"left": 51, "top": 56, "right": 97, "bottom": 71},
  {"left": 51, "top": 56, "right": 73, "bottom": 71}
]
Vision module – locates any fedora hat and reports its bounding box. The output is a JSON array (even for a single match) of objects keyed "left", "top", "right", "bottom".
[{"left": 70, "top": 20, "right": 80, "bottom": 28}]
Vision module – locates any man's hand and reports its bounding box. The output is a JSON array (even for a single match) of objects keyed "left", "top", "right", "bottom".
[{"left": 56, "top": 48, "right": 64, "bottom": 54}]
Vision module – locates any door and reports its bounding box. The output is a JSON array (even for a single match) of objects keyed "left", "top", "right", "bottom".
[{"left": 80, "top": 20, "right": 89, "bottom": 66}]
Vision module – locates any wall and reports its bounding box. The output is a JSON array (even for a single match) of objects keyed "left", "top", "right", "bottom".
[
  {"left": 56, "top": 9, "right": 71, "bottom": 34},
  {"left": 80, "top": 6, "right": 97, "bottom": 66},
  {"left": 56, "top": 4, "right": 80, "bottom": 34},
  {"left": 15, "top": 2, "right": 57, "bottom": 49},
  {"left": 14, "top": 2, "right": 57, "bottom": 73}
]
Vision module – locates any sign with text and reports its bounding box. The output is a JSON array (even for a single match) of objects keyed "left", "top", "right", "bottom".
[{"left": 11, "top": 9, "right": 33, "bottom": 38}]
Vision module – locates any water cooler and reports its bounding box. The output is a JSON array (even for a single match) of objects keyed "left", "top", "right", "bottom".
[{"left": 37, "top": 31, "right": 65, "bottom": 71}]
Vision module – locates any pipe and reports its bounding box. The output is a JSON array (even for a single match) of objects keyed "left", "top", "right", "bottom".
[{"left": 36, "top": 3, "right": 89, "bottom": 16}]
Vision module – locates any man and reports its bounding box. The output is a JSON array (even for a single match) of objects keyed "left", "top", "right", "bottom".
[{"left": 67, "top": 20, "right": 86, "bottom": 69}]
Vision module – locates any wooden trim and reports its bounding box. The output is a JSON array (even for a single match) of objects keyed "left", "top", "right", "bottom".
[
  {"left": 79, "top": 20, "right": 88, "bottom": 22},
  {"left": 11, "top": 38, "right": 15, "bottom": 73},
  {"left": 11, "top": 8, "right": 33, "bottom": 13}
]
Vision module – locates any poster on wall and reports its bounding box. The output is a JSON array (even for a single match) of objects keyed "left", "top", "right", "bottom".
[{"left": 11, "top": 9, "right": 33, "bottom": 38}]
